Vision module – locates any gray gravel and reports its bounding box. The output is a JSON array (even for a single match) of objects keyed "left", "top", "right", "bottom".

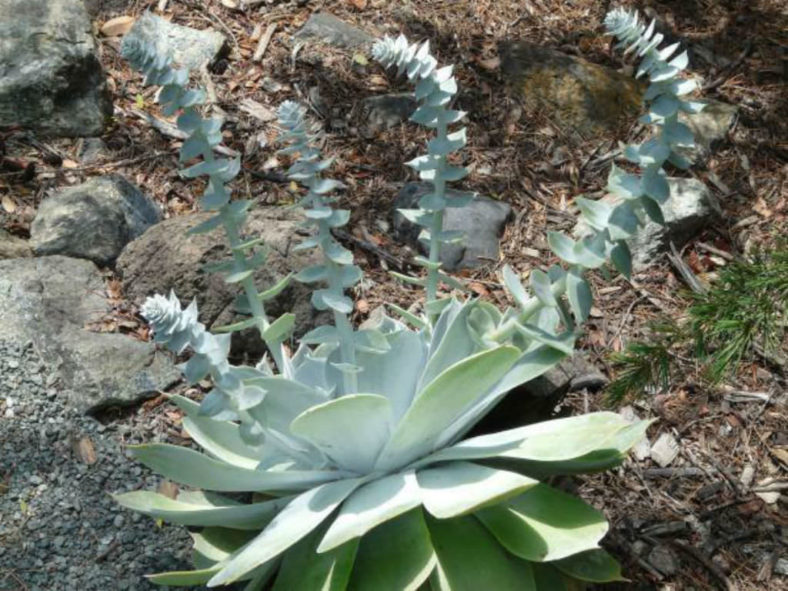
[{"left": 0, "top": 339, "right": 196, "bottom": 590}]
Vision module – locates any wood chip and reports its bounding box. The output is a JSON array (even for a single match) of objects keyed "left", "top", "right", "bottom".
[
  {"left": 650, "top": 432, "right": 680, "bottom": 467},
  {"left": 100, "top": 16, "right": 135, "bottom": 37},
  {"left": 72, "top": 436, "right": 97, "bottom": 464},
  {"left": 239, "top": 98, "right": 276, "bottom": 122},
  {"left": 2, "top": 195, "right": 17, "bottom": 213},
  {"left": 253, "top": 23, "right": 277, "bottom": 63}
]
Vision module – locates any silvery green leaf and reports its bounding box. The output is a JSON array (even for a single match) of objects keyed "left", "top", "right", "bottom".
[
  {"left": 641, "top": 168, "right": 670, "bottom": 203},
  {"left": 290, "top": 394, "right": 392, "bottom": 473},
  {"left": 171, "top": 395, "right": 260, "bottom": 468},
  {"left": 376, "top": 346, "right": 521, "bottom": 471},
  {"left": 319, "top": 471, "right": 421, "bottom": 551},
  {"left": 200, "top": 180, "right": 230, "bottom": 210},
  {"left": 180, "top": 88, "right": 206, "bottom": 107},
  {"left": 444, "top": 190, "right": 475, "bottom": 208},
  {"left": 198, "top": 389, "right": 236, "bottom": 421},
  {"left": 662, "top": 120, "right": 695, "bottom": 148},
  {"left": 669, "top": 50, "right": 689, "bottom": 70},
  {"left": 649, "top": 63, "right": 681, "bottom": 83},
  {"left": 301, "top": 325, "right": 340, "bottom": 345},
  {"left": 667, "top": 151, "right": 692, "bottom": 170},
  {"left": 529, "top": 268, "right": 556, "bottom": 307},
  {"left": 418, "top": 191, "right": 447, "bottom": 211},
  {"left": 607, "top": 164, "right": 643, "bottom": 200},
  {"left": 208, "top": 478, "right": 364, "bottom": 587},
  {"left": 425, "top": 165, "right": 467, "bottom": 182},
  {"left": 514, "top": 324, "right": 575, "bottom": 355},
  {"left": 427, "top": 128, "right": 467, "bottom": 156},
  {"left": 390, "top": 272, "right": 427, "bottom": 287},
  {"left": 636, "top": 138, "right": 671, "bottom": 164},
  {"left": 177, "top": 109, "right": 202, "bottom": 133},
  {"left": 246, "top": 377, "right": 328, "bottom": 432},
  {"left": 502, "top": 265, "right": 529, "bottom": 308},
  {"left": 387, "top": 303, "right": 427, "bottom": 329},
  {"left": 406, "top": 154, "right": 440, "bottom": 172},
  {"left": 181, "top": 158, "right": 232, "bottom": 179},
  {"left": 257, "top": 273, "right": 292, "bottom": 301},
  {"left": 649, "top": 94, "right": 680, "bottom": 118},
  {"left": 318, "top": 291, "right": 354, "bottom": 314},
  {"left": 417, "top": 461, "right": 537, "bottom": 519},
  {"left": 296, "top": 264, "right": 328, "bottom": 283},
  {"left": 217, "top": 157, "right": 241, "bottom": 182},
  {"left": 575, "top": 196, "right": 611, "bottom": 230},
  {"left": 679, "top": 100, "right": 706, "bottom": 114},
  {"left": 182, "top": 354, "right": 212, "bottom": 384},
  {"left": 212, "top": 317, "right": 258, "bottom": 334},
  {"left": 477, "top": 483, "right": 608, "bottom": 562},
  {"left": 427, "top": 514, "right": 536, "bottom": 591},
  {"left": 607, "top": 201, "right": 639, "bottom": 240},
  {"left": 271, "top": 524, "right": 357, "bottom": 591},
  {"left": 180, "top": 134, "right": 209, "bottom": 162},
  {"left": 112, "top": 490, "right": 288, "bottom": 530},
  {"left": 610, "top": 241, "right": 632, "bottom": 279},
  {"left": 553, "top": 549, "right": 624, "bottom": 582},
  {"left": 638, "top": 196, "right": 665, "bottom": 224},
  {"left": 324, "top": 242, "right": 354, "bottom": 265},
  {"left": 145, "top": 566, "right": 220, "bottom": 586},
  {"left": 262, "top": 313, "right": 295, "bottom": 343},
  {"left": 354, "top": 328, "right": 391, "bottom": 353},
  {"left": 224, "top": 269, "right": 254, "bottom": 284},
  {"left": 398, "top": 208, "right": 433, "bottom": 226},
  {"left": 310, "top": 178, "right": 343, "bottom": 194},
  {"left": 327, "top": 209, "right": 350, "bottom": 227},
  {"left": 566, "top": 267, "right": 591, "bottom": 323},
  {"left": 339, "top": 265, "right": 362, "bottom": 288},
  {"left": 129, "top": 444, "right": 345, "bottom": 492},
  {"left": 409, "top": 105, "right": 441, "bottom": 126},
  {"left": 187, "top": 213, "right": 223, "bottom": 235},
  {"left": 348, "top": 509, "right": 436, "bottom": 591},
  {"left": 546, "top": 231, "right": 579, "bottom": 265},
  {"left": 420, "top": 301, "right": 477, "bottom": 386}
]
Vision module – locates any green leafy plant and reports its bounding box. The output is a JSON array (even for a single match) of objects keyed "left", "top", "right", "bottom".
[{"left": 113, "top": 9, "right": 702, "bottom": 589}]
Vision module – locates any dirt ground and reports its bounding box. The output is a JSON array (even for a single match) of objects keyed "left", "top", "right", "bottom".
[{"left": 1, "top": 0, "right": 786, "bottom": 589}]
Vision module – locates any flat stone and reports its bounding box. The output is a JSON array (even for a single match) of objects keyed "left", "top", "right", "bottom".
[
  {"left": 123, "top": 12, "right": 226, "bottom": 70},
  {"left": 117, "top": 207, "right": 326, "bottom": 359},
  {"left": 575, "top": 177, "right": 720, "bottom": 270},
  {"left": 0, "top": 256, "right": 179, "bottom": 413},
  {"left": 0, "top": 229, "right": 33, "bottom": 259},
  {"left": 620, "top": 405, "right": 651, "bottom": 460},
  {"left": 393, "top": 182, "right": 512, "bottom": 271},
  {"left": 359, "top": 93, "right": 417, "bottom": 134},
  {"left": 499, "top": 41, "right": 644, "bottom": 136},
  {"left": 295, "top": 12, "right": 373, "bottom": 49},
  {"left": 650, "top": 432, "right": 680, "bottom": 467},
  {"left": 31, "top": 175, "right": 162, "bottom": 266},
  {"left": 0, "top": 0, "right": 112, "bottom": 137},
  {"left": 648, "top": 544, "right": 680, "bottom": 576}
]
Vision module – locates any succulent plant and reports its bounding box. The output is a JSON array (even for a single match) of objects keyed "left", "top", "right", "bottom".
[{"left": 113, "top": 8, "right": 706, "bottom": 589}]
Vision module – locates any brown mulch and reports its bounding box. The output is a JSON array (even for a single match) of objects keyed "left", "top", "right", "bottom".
[{"left": 1, "top": 0, "right": 786, "bottom": 589}]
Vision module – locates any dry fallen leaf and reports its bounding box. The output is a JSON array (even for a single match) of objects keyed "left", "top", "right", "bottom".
[
  {"left": 356, "top": 299, "right": 370, "bottom": 314},
  {"left": 2, "top": 195, "right": 17, "bottom": 213},
  {"left": 158, "top": 480, "right": 179, "bottom": 499},
  {"left": 349, "top": 0, "right": 367, "bottom": 9},
  {"left": 61, "top": 159, "right": 79, "bottom": 169},
  {"left": 72, "top": 436, "right": 97, "bottom": 464},
  {"left": 100, "top": 15, "right": 135, "bottom": 37}
]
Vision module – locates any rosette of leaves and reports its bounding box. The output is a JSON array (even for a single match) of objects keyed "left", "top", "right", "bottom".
[
  {"left": 120, "top": 36, "right": 292, "bottom": 372},
  {"left": 371, "top": 35, "right": 474, "bottom": 309},
  {"left": 119, "top": 288, "right": 649, "bottom": 589},
  {"left": 277, "top": 101, "right": 363, "bottom": 392},
  {"left": 113, "top": 22, "right": 672, "bottom": 591}
]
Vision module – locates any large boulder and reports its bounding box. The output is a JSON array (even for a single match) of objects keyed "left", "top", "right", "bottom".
[
  {"left": 499, "top": 41, "right": 644, "bottom": 136},
  {"left": 0, "top": 0, "right": 111, "bottom": 137},
  {"left": 30, "top": 175, "right": 162, "bottom": 266},
  {"left": 0, "top": 255, "right": 179, "bottom": 413},
  {"left": 117, "top": 207, "right": 326, "bottom": 358},
  {"left": 122, "top": 12, "right": 227, "bottom": 70},
  {"left": 575, "top": 177, "right": 720, "bottom": 270},
  {"left": 393, "top": 182, "right": 512, "bottom": 271}
]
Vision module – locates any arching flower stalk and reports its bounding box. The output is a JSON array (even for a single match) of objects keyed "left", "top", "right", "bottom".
[
  {"left": 372, "top": 35, "right": 473, "bottom": 319},
  {"left": 121, "top": 36, "right": 292, "bottom": 374},
  {"left": 276, "top": 101, "right": 363, "bottom": 393}
]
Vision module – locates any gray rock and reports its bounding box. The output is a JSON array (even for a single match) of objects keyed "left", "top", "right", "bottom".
[
  {"left": 648, "top": 544, "right": 680, "bottom": 576},
  {"left": 0, "top": 0, "right": 111, "bottom": 137},
  {"left": 0, "top": 256, "right": 179, "bottom": 412},
  {"left": 117, "top": 207, "right": 326, "bottom": 359},
  {"left": 295, "top": 12, "right": 373, "bottom": 49},
  {"left": 679, "top": 100, "right": 738, "bottom": 163},
  {"left": 77, "top": 137, "right": 109, "bottom": 164},
  {"left": 31, "top": 175, "right": 162, "bottom": 266},
  {"left": 393, "top": 182, "right": 513, "bottom": 271},
  {"left": 576, "top": 177, "right": 720, "bottom": 270},
  {"left": 360, "top": 93, "right": 417, "bottom": 134},
  {"left": 123, "top": 12, "right": 226, "bottom": 70},
  {"left": 0, "top": 229, "right": 33, "bottom": 259}
]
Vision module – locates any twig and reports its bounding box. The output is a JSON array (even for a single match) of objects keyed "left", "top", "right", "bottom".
[
  {"left": 253, "top": 23, "right": 277, "bottom": 63},
  {"left": 332, "top": 229, "right": 409, "bottom": 271},
  {"left": 702, "top": 41, "right": 753, "bottom": 92},
  {"left": 670, "top": 540, "right": 736, "bottom": 591},
  {"left": 130, "top": 108, "right": 239, "bottom": 157},
  {"left": 667, "top": 241, "right": 706, "bottom": 294},
  {"left": 95, "top": 539, "right": 121, "bottom": 563},
  {"left": 697, "top": 241, "right": 735, "bottom": 261},
  {"left": 643, "top": 467, "right": 708, "bottom": 478},
  {"left": 53, "top": 152, "right": 171, "bottom": 174}
]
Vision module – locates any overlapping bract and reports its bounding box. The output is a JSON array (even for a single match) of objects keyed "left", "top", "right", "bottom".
[{"left": 372, "top": 35, "right": 473, "bottom": 301}]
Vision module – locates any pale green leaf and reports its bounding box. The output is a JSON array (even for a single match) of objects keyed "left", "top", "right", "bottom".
[{"left": 552, "top": 548, "right": 625, "bottom": 582}]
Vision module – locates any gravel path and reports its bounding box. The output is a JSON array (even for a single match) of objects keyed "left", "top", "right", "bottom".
[{"left": 0, "top": 339, "right": 196, "bottom": 591}]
